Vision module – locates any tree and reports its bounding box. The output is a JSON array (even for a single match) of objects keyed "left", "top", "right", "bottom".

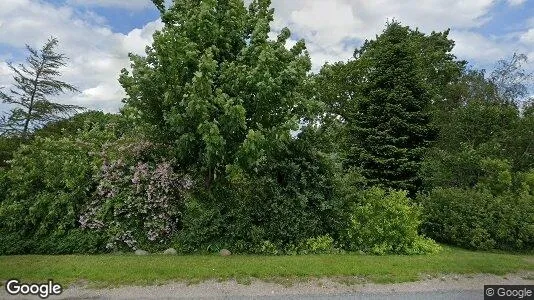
[
  {"left": 346, "top": 22, "right": 437, "bottom": 195},
  {"left": 120, "top": 0, "right": 311, "bottom": 188},
  {"left": 34, "top": 111, "right": 126, "bottom": 138},
  {"left": 490, "top": 53, "right": 533, "bottom": 106},
  {"left": 312, "top": 22, "right": 463, "bottom": 182},
  {"left": 0, "top": 38, "right": 82, "bottom": 138}
]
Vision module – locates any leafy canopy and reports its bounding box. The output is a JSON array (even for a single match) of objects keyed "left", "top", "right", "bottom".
[{"left": 120, "top": 0, "right": 311, "bottom": 188}]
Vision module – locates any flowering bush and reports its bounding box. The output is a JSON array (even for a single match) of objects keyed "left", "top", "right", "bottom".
[{"left": 80, "top": 138, "right": 192, "bottom": 251}]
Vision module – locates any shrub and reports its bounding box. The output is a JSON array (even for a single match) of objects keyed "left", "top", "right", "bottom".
[
  {"left": 476, "top": 158, "right": 513, "bottom": 195},
  {"left": 298, "top": 235, "right": 338, "bottom": 254},
  {"left": 79, "top": 138, "right": 192, "bottom": 252},
  {"left": 420, "top": 187, "right": 534, "bottom": 251},
  {"left": 256, "top": 240, "right": 280, "bottom": 255},
  {"left": 0, "top": 136, "right": 24, "bottom": 169},
  {"left": 0, "top": 121, "right": 124, "bottom": 255},
  {"left": 342, "top": 187, "right": 440, "bottom": 255},
  {"left": 0, "top": 135, "right": 103, "bottom": 254},
  {"left": 175, "top": 136, "right": 345, "bottom": 254},
  {"left": 0, "top": 169, "right": 8, "bottom": 204}
]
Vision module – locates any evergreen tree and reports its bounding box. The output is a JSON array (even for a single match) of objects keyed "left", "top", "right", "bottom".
[
  {"left": 346, "top": 22, "right": 436, "bottom": 195},
  {"left": 0, "top": 38, "right": 81, "bottom": 138}
]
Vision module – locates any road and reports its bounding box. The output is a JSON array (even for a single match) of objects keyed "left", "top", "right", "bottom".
[{"left": 2, "top": 273, "right": 532, "bottom": 299}]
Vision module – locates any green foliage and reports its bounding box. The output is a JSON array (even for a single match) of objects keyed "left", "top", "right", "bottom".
[
  {"left": 249, "top": 235, "right": 338, "bottom": 255},
  {"left": 0, "top": 139, "right": 92, "bottom": 254},
  {"left": 421, "top": 96, "right": 534, "bottom": 194},
  {"left": 345, "top": 22, "right": 438, "bottom": 195},
  {"left": 2, "top": 138, "right": 94, "bottom": 235},
  {"left": 342, "top": 187, "right": 440, "bottom": 255},
  {"left": 298, "top": 235, "right": 338, "bottom": 255},
  {"left": 420, "top": 187, "right": 534, "bottom": 251},
  {"left": 433, "top": 100, "right": 519, "bottom": 154},
  {"left": 0, "top": 136, "right": 25, "bottom": 169},
  {"left": 0, "top": 38, "right": 81, "bottom": 137},
  {"left": 0, "top": 168, "right": 8, "bottom": 204},
  {"left": 477, "top": 158, "right": 513, "bottom": 195},
  {"left": 120, "top": 0, "right": 311, "bottom": 190},
  {"left": 176, "top": 133, "right": 344, "bottom": 254},
  {"left": 35, "top": 111, "right": 126, "bottom": 138},
  {"left": 0, "top": 229, "right": 107, "bottom": 255},
  {"left": 0, "top": 122, "right": 120, "bottom": 255},
  {"left": 504, "top": 108, "right": 534, "bottom": 171},
  {"left": 2, "top": 1, "right": 531, "bottom": 257}
]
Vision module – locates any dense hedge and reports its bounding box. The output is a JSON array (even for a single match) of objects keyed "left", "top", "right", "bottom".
[
  {"left": 420, "top": 187, "right": 534, "bottom": 251},
  {"left": 0, "top": 125, "right": 438, "bottom": 255}
]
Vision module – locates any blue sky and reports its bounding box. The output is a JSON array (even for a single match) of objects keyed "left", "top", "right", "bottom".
[{"left": 0, "top": 0, "right": 533, "bottom": 113}]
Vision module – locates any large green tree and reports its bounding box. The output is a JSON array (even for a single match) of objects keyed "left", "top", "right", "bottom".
[
  {"left": 346, "top": 22, "right": 439, "bottom": 195},
  {"left": 120, "top": 0, "right": 311, "bottom": 188},
  {"left": 311, "top": 22, "right": 463, "bottom": 195}
]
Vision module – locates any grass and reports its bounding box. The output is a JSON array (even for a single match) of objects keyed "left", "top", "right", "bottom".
[{"left": 0, "top": 246, "right": 532, "bottom": 288}]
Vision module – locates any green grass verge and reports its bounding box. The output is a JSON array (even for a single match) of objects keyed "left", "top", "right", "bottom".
[{"left": 0, "top": 246, "right": 532, "bottom": 287}]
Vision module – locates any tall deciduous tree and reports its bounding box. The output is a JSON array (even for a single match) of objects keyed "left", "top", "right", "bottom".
[
  {"left": 490, "top": 53, "right": 533, "bottom": 106},
  {"left": 346, "top": 22, "right": 437, "bottom": 195},
  {"left": 120, "top": 0, "right": 311, "bottom": 188},
  {"left": 0, "top": 38, "right": 81, "bottom": 138}
]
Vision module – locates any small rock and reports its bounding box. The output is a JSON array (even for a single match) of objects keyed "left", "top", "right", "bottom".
[
  {"left": 135, "top": 249, "right": 149, "bottom": 256},
  {"left": 163, "top": 248, "right": 177, "bottom": 255},
  {"left": 220, "top": 249, "right": 231, "bottom": 256}
]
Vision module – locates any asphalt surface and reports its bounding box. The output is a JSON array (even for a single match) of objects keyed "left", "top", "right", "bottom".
[
  {"left": 35, "top": 290, "right": 483, "bottom": 300},
  {"left": 3, "top": 273, "right": 533, "bottom": 300},
  {"left": 238, "top": 290, "right": 482, "bottom": 300}
]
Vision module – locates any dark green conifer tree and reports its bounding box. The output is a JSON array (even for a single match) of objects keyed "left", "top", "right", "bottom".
[{"left": 347, "top": 22, "right": 436, "bottom": 195}]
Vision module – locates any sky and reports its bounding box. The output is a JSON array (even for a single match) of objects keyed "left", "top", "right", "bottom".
[{"left": 0, "top": 0, "right": 533, "bottom": 113}]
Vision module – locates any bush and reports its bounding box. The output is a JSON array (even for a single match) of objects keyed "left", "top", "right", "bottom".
[
  {"left": 0, "top": 136, "right": 98, "bottom": 255},
  {"left": 298, "top": 235, "right": 338, "bottom": 254},
  {"left": 342, "top": 187, "right": 440, "bottom": 255},
  {"left": 0, "top": 122, "right": 122, "bottom": 255},
  {"left": 175, "top": 135, "right": 345, "bottom": 254},
  {"left": 420, "top": 187, "right": 534, "bottom": 251},
  {"left": 0, "top": 169, "right": 8, "bottom": 204},
  {"left": 79, "top": 138, "right": 192, "bottom": 252},
  {"left": 0, "top": 136, "right": 24, "bottom": 169}
]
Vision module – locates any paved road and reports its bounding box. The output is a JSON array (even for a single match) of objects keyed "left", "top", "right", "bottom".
[
  {"left": 54, "top": 290, "right": 483, "bottom": 299},
  {"left": 3, "top": 273, "right": 532, "bottom": 300},
  {"left": 236, "top": 290, "right": 482, "bottom": 300}
]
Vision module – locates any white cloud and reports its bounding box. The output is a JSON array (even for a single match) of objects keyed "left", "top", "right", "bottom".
[
  {"left": 1, "top": 0, "right": 532, "bottom": 113},
  {"left": 0, "top": 0, "right": 162, "bottom": 113},
  {"left": 268, "top": 0, "right": 498, "bottom": 68},
  {"left": 507, "top": 0, "right": 526, "bottom": 6},
  {"left": 67, "top": 0, "right": 152, "bottom": 10},
  {"left": 122, "top": 19, "right": 163, "bottom": 55},
  {"left": 520, "top": 28, "right": 534, "bottom": 45},
  {"left": 449, "top": 31, "right": 508, "bottom": 63}
]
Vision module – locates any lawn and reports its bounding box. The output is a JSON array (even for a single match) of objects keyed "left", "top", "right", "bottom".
[{"left": 0, "top": 246, "right": 532, "bottom": 287}]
